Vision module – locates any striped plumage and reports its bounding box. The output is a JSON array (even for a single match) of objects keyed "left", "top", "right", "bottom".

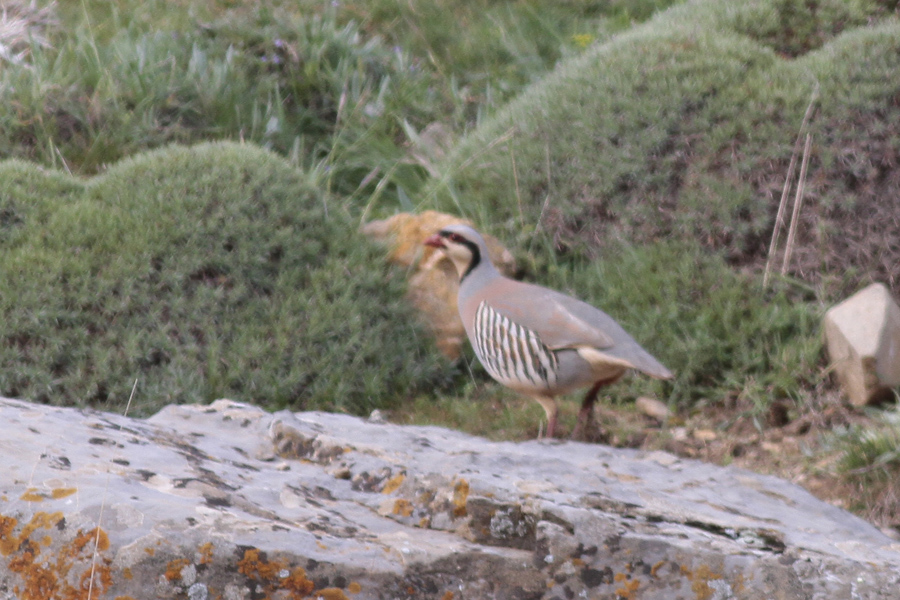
[
  {"left": 425, "top": 224, "right": 672, "bottom": 439},
  {"left": 473, "top": 300, "right": 559, "bottom": 393}
]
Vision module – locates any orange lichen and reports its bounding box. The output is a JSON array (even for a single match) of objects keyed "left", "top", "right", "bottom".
[
  {"left": 392, "top": 499, "right": 414, "bottom": 517},
  {"left": 69, "top": 528, "right": 109, "bottom": 557},
  {"left": 651, "top": 560, "right": 666, "bottom": 578},
  {"left": 0, "top": 515, "right": 20, "bottom": 555},
  {"left": 144, "top": 547, "right": 155, "bottom": 556},
  {"left": 20, "top": 512, "right": 64, "bottom": 543},
  {"left": 234, "top": 548, "right": 349, "bottom": 600},
  {"left": 4, "top": 518, "right": 111, "bottom": 600},
  {"left": 237, "top": 548, "right": 288, "bottom": 581},
  {"left": 381, "top": 474, "right": 406, "bottom": 495},
  {"left": 122, "top": 567, "right": 133, "bottom": 580},
  {"left": 347, "top": 581, "right": 362, "bottom": 594},
  {"left": 441, "top": 591, "right": 455, "bottom": 600},
  {"left": 78, "top": 562, "right": 113, "bottom": 598},
  {"left": 198, "top": 542, "right": 214, "bottom": 565},
  {"left": 51, "top": 488, "right": 78, "bottom": 500},
  {"left": 165, "top": 558, "right": 192, "bottom": 582},
  {"left": 10, "top": 548, "right": 59, "bottom": 600},
  {"left": 281, "top": 567, "right": 315, "bottom": 596},
  {"left": 732, "top": 572, "right": 747, "bottom": 593},
  {"left": 452, "top": 479, "right": 469, "bottom": 517}
]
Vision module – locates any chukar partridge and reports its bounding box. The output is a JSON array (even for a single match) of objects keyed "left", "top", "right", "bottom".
[{"left": 425, "top": 224, "right": 672, "bottom": 439}]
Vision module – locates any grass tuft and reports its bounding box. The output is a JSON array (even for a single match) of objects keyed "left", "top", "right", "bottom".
[{"left": 837, "top": 404, "right": 900, "bottom": 524}]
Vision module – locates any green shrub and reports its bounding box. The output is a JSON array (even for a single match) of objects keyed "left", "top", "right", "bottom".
[
  {"left": 563, "top": 242, "right": 822, "bottom": 412},
  {"left": 0, "top": 142, "right": 455, "bottom": 415},
  {"left": 421, "top": 0, "right": 900, "bottom": 299}
]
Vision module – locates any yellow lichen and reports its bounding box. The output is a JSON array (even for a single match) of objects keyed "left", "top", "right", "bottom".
[
  {"left": 680, "top": 564, "right": 724, "bottom": 600},
  {"left": 314, "top": 588, "right": 350, "bottom": 600},
  {"left": 452, "top": 479, "right": 469, "bottom": 518},
  {"left": 20, "top": 489, "right": 44, "bottom": 502},
  {"left": 198, "top": 541, "right": 214, "bottom": 565},
  {"left": 392, "top": 499, "right": 414, "bottom": 517},
  {"left": 381, "top": 474, "right": 406, "bottom": 495},
  {"left": 614, "top": 573, "right": 640, "bottom": 600},
  {"left": 51, "top": 488, "right": 77, "bottom": 500}
]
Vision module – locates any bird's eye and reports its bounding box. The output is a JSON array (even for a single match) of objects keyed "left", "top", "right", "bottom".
[{"left": 447, "top": 233, "right": 464, "bottom": 243}]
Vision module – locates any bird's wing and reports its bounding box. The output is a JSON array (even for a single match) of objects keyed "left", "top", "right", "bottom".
[
  {"left": 483, "top": 279, "right": 617, "bottom": 350},
  {"left": 484, "top": 279, "right": 673, "bottom": 379}
]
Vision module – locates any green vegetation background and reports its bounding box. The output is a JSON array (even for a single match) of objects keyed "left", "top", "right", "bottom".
[{"left": 1, "top": 0, "right": 899, "bottom": 503}]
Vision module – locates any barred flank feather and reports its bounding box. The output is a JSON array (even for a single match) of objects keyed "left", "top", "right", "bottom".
[{"left": 473, "top": 301, "right": 558, "bottom": 389}]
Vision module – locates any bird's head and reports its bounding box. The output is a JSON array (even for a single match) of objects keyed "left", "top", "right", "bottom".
[{"left": 424, "top": 223, "right": 488, "bottom": 281}]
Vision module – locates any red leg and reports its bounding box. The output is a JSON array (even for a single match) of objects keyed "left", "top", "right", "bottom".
[
  {"left": 572, "top": 377, "right": 619, "bottom": 440},
  {"left": 546, "top": 410, "right": 558, "bottom": 439}
]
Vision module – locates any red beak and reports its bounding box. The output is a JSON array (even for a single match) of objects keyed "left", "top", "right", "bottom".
[{"left": 424, "top": 233, "right": 445, "bottom": 248}]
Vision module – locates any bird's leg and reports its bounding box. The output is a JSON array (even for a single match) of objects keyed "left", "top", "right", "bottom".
[
  {"left": 572, "top": 378, "right": 616, "bottom": 441},
  {"left": 533, "top": 396, "right": 558, "bottom": 439}
]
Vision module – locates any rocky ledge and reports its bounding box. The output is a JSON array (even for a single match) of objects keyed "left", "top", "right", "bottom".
[{"left": 1, "top": 397, "right": 899, "bottom": 599}]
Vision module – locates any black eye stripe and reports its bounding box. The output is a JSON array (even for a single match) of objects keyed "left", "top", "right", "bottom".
[{"left": 437, "top": 230, "right": 481, "bottom": 280}]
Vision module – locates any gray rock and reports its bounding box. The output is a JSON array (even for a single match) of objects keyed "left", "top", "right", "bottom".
[
  {"left": 1, "top": 397, "right": 899, "bottom": 599},
  {"left": 824, "top": 282, "right": 900, "bottom": 405}
]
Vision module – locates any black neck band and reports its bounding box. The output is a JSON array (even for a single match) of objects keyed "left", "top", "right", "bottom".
[{"left": 460, "top": 240, "right": 481, "bottom": 281}]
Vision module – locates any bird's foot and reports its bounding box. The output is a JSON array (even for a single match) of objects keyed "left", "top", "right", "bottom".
[{"left": 571, "top": 408, "right": 610, "bottom": 443}]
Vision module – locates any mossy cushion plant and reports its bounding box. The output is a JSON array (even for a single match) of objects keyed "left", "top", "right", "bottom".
[
  {"left": 422, "top": 0, "right": 900, "bottom": 296},
  {"left": 0, "top": 142, "right": 455, "bottom": 415}
]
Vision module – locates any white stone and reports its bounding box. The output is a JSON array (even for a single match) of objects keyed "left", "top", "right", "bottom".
[
  {"left": 824, "top": 283, "right": 900, "bottom": 405},
  {"left": 1, "top": 397, "right": 899, "bottom": 599}
]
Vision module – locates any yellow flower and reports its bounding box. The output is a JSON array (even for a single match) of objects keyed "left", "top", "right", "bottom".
[{"left": 572, "top": 33, "right": 595, "bottom": 49}]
